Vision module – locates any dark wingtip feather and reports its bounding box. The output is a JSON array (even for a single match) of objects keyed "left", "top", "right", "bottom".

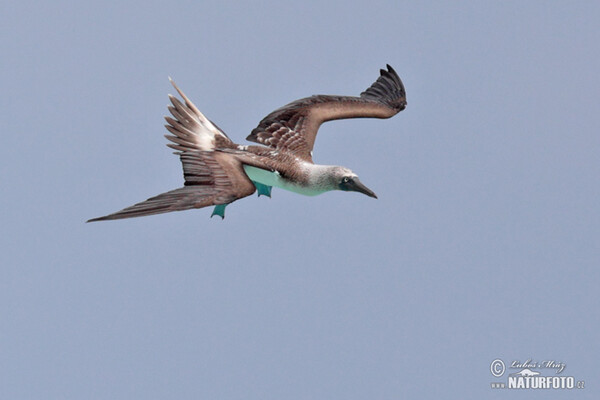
[
  {"left": 87, "top": 215, "right": 115, "bottom": 222},
  {"left": 86, "top": 187, "right": 205, "bottom": 222},
  {"left": 360, "top": 64, "right": 407, "bottom": 112},
  {"left": 86, "top": 214, "right": 125, "bottom": 222}
]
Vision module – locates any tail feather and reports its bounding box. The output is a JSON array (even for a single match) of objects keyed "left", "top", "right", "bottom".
[{"left": 87, "top": 186, "right": 217, "bottom": 222}]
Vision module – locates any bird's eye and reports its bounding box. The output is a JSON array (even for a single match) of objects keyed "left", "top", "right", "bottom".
[{"left": 342, "top": 177, "right": 350, "bottom": 184}]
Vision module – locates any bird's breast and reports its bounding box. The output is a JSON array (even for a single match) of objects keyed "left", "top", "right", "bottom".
[{"left": 242, "top": 165, "right": 327, "bottom": 196}]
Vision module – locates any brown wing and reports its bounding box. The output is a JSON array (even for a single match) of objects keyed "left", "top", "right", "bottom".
[
  {"left": 87, "top": 186, "right": 224, "bottom": 221},
  {"left": 246, "top": 64, "right": 407, "bottom": 162},
  {"left": 87, "top": 81, "right": 256, "bottom": 222},
  {"left": 87, "top": 151, "right": 256, "bottom": 221},
  {"left": 164, "top": 78, "right": 234, "bottom": 153}
]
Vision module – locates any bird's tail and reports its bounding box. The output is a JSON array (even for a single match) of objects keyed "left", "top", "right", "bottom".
[{"left": 87, "top": 186, "right": 219, "bottom": 222}]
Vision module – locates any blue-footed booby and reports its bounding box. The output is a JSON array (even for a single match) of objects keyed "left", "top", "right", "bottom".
[{"left": 88, "top": 65, "right": 406, "bottom": 222}]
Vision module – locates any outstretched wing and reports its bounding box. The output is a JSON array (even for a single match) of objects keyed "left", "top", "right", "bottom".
[
  {"left": 87, "top": 150, "right": 256, "bottom": 221},
  {"left": 164, "top": 80, "right": 256, "bottom": 201},
  {"left": 246, "top": 64, "right": 407, "bottom": 162},
  {"left": 164, "top": 78, "right": 233, "bottom": 153},
  {"left": 87, "top": 186, "right": 222, "bottom": 221},
  {"left": 88, "top": 82, "right": 256, "bottom": 222}
]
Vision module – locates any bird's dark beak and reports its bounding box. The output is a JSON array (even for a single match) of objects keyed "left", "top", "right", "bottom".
[{"left": 349, "top": 178, "right": 377, "bottom": 199}]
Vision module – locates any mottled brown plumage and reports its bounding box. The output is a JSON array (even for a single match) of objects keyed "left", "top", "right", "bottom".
[
  {"left": 247, "top": 65, "right": 406, "bottom": 162},
  {"left": 88, "top": 65, "right": 406, "bottom": 221}
]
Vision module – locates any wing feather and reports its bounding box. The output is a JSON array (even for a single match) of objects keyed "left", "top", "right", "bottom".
[
  {"left": 87, "top": 187, "right": 218, "bottom": 221},
  {"left": 246, "top": 65, "right": 406, "bottom": 162},
  {"left": 88, "top": 79, "right": 257, "bottom": 222},
  {"left": 88, "top": 151, "right": 256, "bottom": 222},
  {"left": 164, "top": 79, "right": 232, "bottom": 153}
]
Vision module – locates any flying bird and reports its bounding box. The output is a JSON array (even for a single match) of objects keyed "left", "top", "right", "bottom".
[{"left": 88, "top": 65, "right": 406, "bottom": 222}]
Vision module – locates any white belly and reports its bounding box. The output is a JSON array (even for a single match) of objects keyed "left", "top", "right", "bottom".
[{"left": 243, "top": 165, "right": 326, "bottom": 196}]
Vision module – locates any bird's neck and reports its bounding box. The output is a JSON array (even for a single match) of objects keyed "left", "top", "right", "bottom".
[{"left": 305, "top": 163, "right": 337, "bottom": 190}]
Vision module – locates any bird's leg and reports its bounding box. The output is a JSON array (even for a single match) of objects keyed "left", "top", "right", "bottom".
[
  {"left": 252, "top": 181, "right": 272, "bottom": 198},
  {"left": 211, "top": 204, "right": 228, "bottom": 219}
]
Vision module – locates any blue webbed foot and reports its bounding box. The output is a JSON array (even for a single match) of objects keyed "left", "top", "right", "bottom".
[
  {"left": 253, "top": 181, "right": 272, "bottom": 198},
  {"left": 211, "top": 204, "right": 227, "bottom": 219}
]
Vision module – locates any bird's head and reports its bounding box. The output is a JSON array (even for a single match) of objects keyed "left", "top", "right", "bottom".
[{"left": 331, "top": 167, "right": 377, "bottom": 199}]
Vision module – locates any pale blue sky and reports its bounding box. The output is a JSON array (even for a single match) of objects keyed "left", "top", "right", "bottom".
[{"left": 1, "top": 1, "right": 599, "bottom": 399}]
